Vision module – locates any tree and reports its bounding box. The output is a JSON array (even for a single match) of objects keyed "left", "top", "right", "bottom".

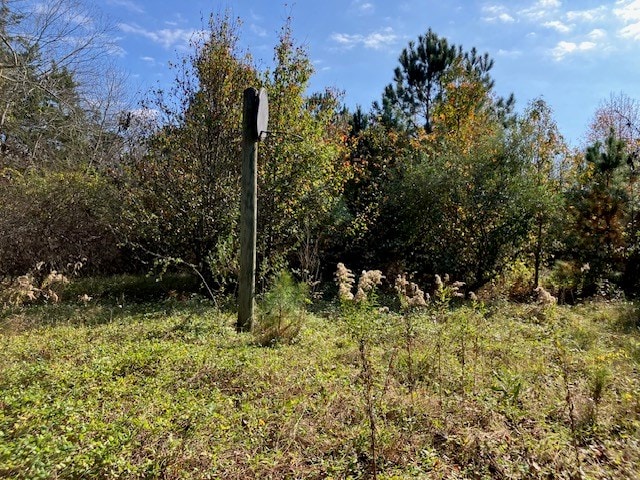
[
  {"left": 337, "top": 31, "right": 526, "bottom": 285},
  {"left": 377, "top": 29, "right": 513, "bottom": 134},
  {"left": 120, "top": 13, "right": 257, "bottom": 288},
  {"left": 257, "top": 20, "right": 351, "bottom": 284},
  {"left": 0, "top": 0, "right": 130, "bottom": 275},
  {"left": 0, "top": 0, "right": 127, "bottom": 168},
  {"left": 334, "top": 112, "right": 410, "bottom": 271},
  {"left": 392, "top": 130, "right": 536, "bottom": 287},
  {"left": 515, "top": 99, "right": 569, "bottom": 287},
  {"left": 567, "top": 130, "right": 630, "bottom": 290},
  {"left": 376, "top": 29, "right": 458, "bottom": 133},
  {"left": 587, "top": 93, "right": 640, "bottom": 291},
  {"left": 587, "top": 92, "right": 640, "bottom": 150},
  {"left": 120, "top": 15, "right": 350, "bottom": 292}
]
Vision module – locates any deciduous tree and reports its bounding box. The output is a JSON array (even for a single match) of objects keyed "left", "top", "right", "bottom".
[
  {"left": 258, "top": 20, "right": 350, "bottom": 284},
  {"left": 120, "top": 13, "right": 257, "bottom": 288},
  {"left": 515, "top": 99, "right": 569, "bottom": 287}
]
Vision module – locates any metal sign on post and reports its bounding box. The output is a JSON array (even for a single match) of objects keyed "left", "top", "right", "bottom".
[
  {"left": 237, "top": 87, "right": 268, "bottom": 333},
  {"left": 257, "top": 88, "right": 269, "bottom": 141}
]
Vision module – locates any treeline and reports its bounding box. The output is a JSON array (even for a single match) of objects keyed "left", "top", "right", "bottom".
[{"left": 1, "top": 3, "right": 640, "bottom": 300}]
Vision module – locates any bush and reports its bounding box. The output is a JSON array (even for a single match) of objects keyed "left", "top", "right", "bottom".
[
  {"left": 478, "top": 259, "right": 533, "bottom": 302},
  {"left": 546, "top": 260, "right": 588, "bottom": 303},
  {"left": 0, "top": 168, "right": 123, "bottom": 276}
]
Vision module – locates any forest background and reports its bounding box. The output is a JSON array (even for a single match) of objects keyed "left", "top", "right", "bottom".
[{"left": 1, "top": 0, "right": 640, "bottom": 302}]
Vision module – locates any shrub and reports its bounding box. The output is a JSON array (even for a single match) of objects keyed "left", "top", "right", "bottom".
[
  {"left": 478, "top": 259, "right": 533, "bottom": 302},
  {"left": 547, "top": 260, "right": 588, "bottom": 303},
  {"left": 0, "top": 168, "right": 123, "bottom": 276}
]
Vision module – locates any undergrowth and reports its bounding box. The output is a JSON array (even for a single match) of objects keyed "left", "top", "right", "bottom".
[{"left": 0, "top": 276, "right": 639, "bottom": 479}]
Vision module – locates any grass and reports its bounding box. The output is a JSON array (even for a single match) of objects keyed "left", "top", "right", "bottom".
[{"left": 1, "top": 295, "right": 639, "bottom": 479}]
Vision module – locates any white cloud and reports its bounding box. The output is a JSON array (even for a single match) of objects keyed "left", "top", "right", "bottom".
[
  {"left": 614, "top": 0, "right": 640, "bottom": 22},
  {"left": 615, "top": 0, "right": 640, "bottom": 40},
  {"left": 118, "top": 23, "right": 201, "bottom": 49},
  {"left": 551, "top": 40, "right": 596, "bottom": 60},
  {"left": 68, "top": 13, "right": 94, "bottom": 29},
  {"left": 351, "top": 0, "right": 375, "bottom": 15},
  {"left": 620, "top": 22, "right": 640, "bottom": 39},
  {"left": 331, "top": 33, "right": 356, "bottom": 46},
  {"left": 106, "top": 0, "right": 144, "bottom": 14},
  {"left": 566, "top": 7, "right": 607, "bottom": 23},
  {"left": 363, "top": 29, "right": 397, "bottom": 49},
  {"left": 250, "top": 24, "right": 267, "bottom": 37},
  {"left": 165, "top": 14, "right": 188, "bottom": 27},
  {"left": 313, "top": 59, "right": 331, "bottom": 72},
  {"left": 587, "top": 28, "right": 606, "bottom": 40},
  {"left": 481, "top": 4, "right": 515, "bottom": 23},
  {"left": 499, "top": 13, "right": 516, "bottom": 22},
  {"left": 520, "top": 0, "right": 561, "bottom": 21},
  {"left": 106, "top": 43, "right": 126, "bottom": 58},
  {"left": 497, "top": 48, "right": 523, "bottom": 57},
  {"left": 543, "top": 20, "right": 573, "bottom": 33},
  {"left": 331, "top": 27, "right": 397, "bottom": 50}
]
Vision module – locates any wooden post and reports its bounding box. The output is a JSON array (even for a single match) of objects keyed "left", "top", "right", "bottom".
[{"left": 237, "top": 88, "right": 259, "bottom": 332}]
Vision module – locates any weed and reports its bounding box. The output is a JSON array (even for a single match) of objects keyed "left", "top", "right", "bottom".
[
  {"left": 335, "top": 263, "right": 386, "bottom": 479},
  {"left": 1, "top": 281, "right": 639, "bottom": 479},
  {"left": 587, "top": 365, "right": 611, "bottom": 427},
  {"left": 491, "top": 369, "right": 523, "bottom": 406},
  {"left": 555, "top": 339, "right": 584, "bottom": 479},
  {"left": 394, "top": 273, "right": 427, "bottom": 397},
  {"left": 0, "top": 265, "right": 70, "bottom": 308}
]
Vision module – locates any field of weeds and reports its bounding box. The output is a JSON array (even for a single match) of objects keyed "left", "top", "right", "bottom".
[{"left": 1, "top": 294, "right": 639, "bottom": 479}]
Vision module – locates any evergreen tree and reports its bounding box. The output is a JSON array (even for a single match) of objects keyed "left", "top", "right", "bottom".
[
  {"left": 377, "top": 29, "right": 513, "bottom": 134},
  {"left": 568, "top": 130, "right": 629, "bottom": 290},
  {"left": 376, "top": 29, "right": 457, "bottom": 133}
]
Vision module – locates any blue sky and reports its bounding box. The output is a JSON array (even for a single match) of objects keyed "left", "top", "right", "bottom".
[{"left": 99, "top": 0, "right": 640, "bottom": 146}]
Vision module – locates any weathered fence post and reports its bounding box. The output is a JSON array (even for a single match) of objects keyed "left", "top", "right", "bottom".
[{"left": 237, "top": 87, "right": 267, "bottom": 332}]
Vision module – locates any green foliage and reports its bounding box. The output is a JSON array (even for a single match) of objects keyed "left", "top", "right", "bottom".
[
  {"left": 0, "top": 1, "right": 131, "bottom": 278},
  {"left": 491, "top": 369, "right": 523, "bottom": 406},
  {"left": 567, "top": 130, "right": 631, "bottom": 292},
  {"left": 254, "top": 271, "right": 308, "bottom": 346},
  {"left": 0, "top": 168, "right": 122, "bottom": 276},
  {"left": 546, "top": 260, "right": 589, "bottom": 303},
  {"left": 514, "top": 99, "right": 570, "bottom": 287},
  {"left": 378, "top": 28, "right": 459, "bottom": 133},
  {"left": 64, "top": 273, "right": 202, "bottom": 304},
  {"left": 377, "top": 28, "right": 512, "bottom": 134},
  {"left": 257, "top": 20, "right": 350, "bottom": 282},
  {"left": 341, "top": 36, "right": 534, "bottom": 287},
  {"left": 391, "top": 131, "right": 537, "bottom": 287},
  {"left": 119, "top": 15, "right": 349, "bottom": 290},
  {"left": 480, "top": 259, "right": 534, "bottom": 302},
  {"left": 336, "top": 119, "right": 411, "bottom": 270},
  {"left": 119, "top": 13, "right": 256, "bottom": 289}
]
